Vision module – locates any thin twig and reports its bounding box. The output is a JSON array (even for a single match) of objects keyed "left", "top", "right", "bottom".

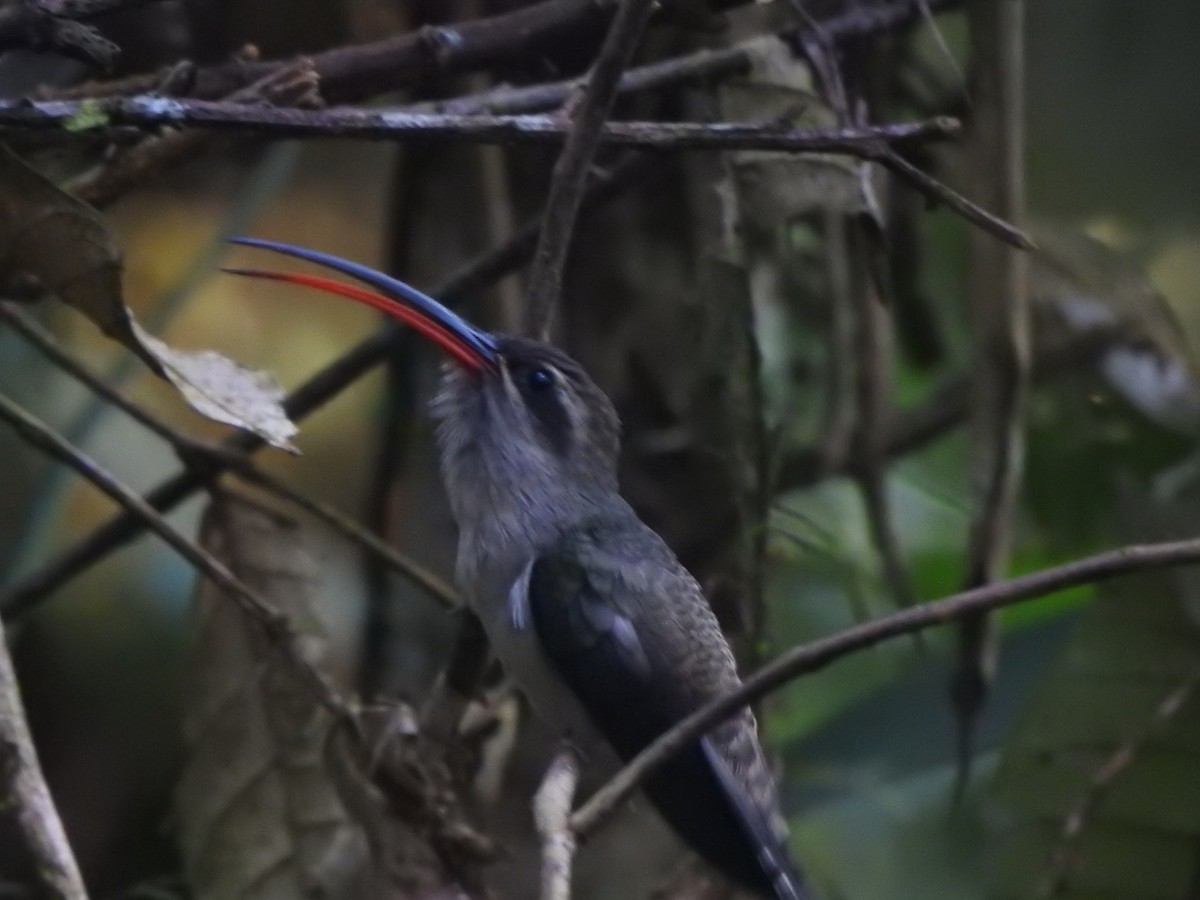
[
  {"left": 0, "top": 152, "right": 659, "bottom": 619},
  {"left": 0, "top": 302, "right": 458, "bottom": 611},
  {"left": 42, "top": 0, "right": 633, "bottom": 103},
  {"left": 232, "top": 465, "right": 459, "bottom": 609},
  {"left": 40, "top": 0, "right": 962, "bottom": 104},
  {"left": 952, "top": 0, "right": 1029, "bottom": 799},
  {"left": 1038, "top": 676, "right": 1199, "bottom": 899},
  {"left": 422, "top": 42, "right": 752, "bottom": 117},
  {"left": 523, "top": 0, "right": 656, "bottom": 337},
  {"left": 569, "top": 535, "right": 1200, "bottom": 837},
  {"left": 877, "top": 148, "right": 1033, "bottom": 249},
  {"left": 800, "top": 18, "right": 921, "bottom": 624},
  {"left": 849, "top": 219, "right": 922, "bottom": 619},
  {"left": 535, "top": 749, "right": 581, "bottom": 900},
  {"left": 0, "top": 617, "right": 88, "bottom": 900},
  {"left": 0, "top": 391, "right": 352, "bottom": 723}
]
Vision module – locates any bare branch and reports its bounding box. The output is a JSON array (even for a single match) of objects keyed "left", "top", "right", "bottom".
[
  {"left": 570, "top": 535, "right": 1200, "bottom": 838},
  {"left": 41, "top": 0, "right": 962, "bottom": 104},
  {"left": 952, "top": 0, "right": 1030, "bottom": 798},
  {"left": 230, "top": 464, "right": 459, "bottom": 610},
  {"left": 46, "top": 0, "right": 632, "bottom": 102},
  {"left": 2, "top": 99, "right": 1025, "bottom": 248},
  {"left": 0, "top": 99, "right": 1028, "bottom": 249},
  {"left": 0, "top": 391, "right": 351, "bottom": 723},
  {"left": 523, "top": 0, "right": 656, "bottom": 337},
  {"left": 799, "top": 22, "right": 921, "bottom": 625},
  {"left": 878, "top": 148, "right": 1033, "bottom": 250},
  {"left": 0, "top": 617, "right": 88, "bottom": 900},
  {"left": 535, "top": 749, "right": 581, "bottom": 900},
  {"left": 423, "top": 43, "right": 753, "bottom": 117},
  {"left": 0, "top": 97, "right": 961, "bottom": 153}
]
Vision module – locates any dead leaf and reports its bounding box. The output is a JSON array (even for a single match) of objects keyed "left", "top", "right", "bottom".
[
  {"left": 0, "top": 147, "right": 298, "bottom": 450},
  {"left": 178, "top": 494, "right": 368, "bottom": 900},
  {"left": 132, "top": 322, "right": 298, "bottom": 452}
]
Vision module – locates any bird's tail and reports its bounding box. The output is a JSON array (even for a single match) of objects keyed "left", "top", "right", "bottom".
[{"left": 702, "top": 738, "right": 810, "bottom": 900}]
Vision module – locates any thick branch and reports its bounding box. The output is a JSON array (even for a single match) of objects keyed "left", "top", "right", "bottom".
[
  {"left": 55, "top": 0, "right": 624, "bottom": 102},
  {"left": 0, "top": 617, "right": 88, "bottom": 900},
  {"left": 570, "top": 535, "right": 1200, "bottom": 837},
  {"left": 524, "top": 0, "right": 656, "bottom": 336},
  {"left": 535, "top": 749, "right": 581, "bottom": 900}
]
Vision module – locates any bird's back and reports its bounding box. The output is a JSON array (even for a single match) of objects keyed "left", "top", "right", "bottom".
[{"left": 525, "top": 512, "right": 807, "bottom": 899}]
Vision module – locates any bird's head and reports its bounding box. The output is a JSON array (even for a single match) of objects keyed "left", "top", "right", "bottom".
[{"left": 226, "top": 238, "right": 622, "bottom": 531}]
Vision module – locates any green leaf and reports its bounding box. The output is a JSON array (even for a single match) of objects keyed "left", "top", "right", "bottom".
[
  {"left": 63, "top": 99, "right": 110, "bottom": 133},
  {"left": 988, "top": 569, "right": 1200, "bottom": 900}
]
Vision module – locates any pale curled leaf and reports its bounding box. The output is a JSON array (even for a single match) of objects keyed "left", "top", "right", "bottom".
[
  {"left": 131, "top": 322, "right": 298, "bottom": 452},
  {"left": 178, "top": 495, "right": 367, "bottom": 900},
  {"left": 0, "top": 147, "right": 298, "bottom": 450}
]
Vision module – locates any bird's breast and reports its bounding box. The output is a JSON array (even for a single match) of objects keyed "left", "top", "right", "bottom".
[{"left": 471, "top": 568, "right": 608, "bottom": 756}]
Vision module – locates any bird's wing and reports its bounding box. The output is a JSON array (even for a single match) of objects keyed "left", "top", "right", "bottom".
[{"left": 526, "top": 526, "right": 808, "bottom": 899}]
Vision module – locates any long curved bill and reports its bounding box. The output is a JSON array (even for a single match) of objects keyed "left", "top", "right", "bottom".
[{"left": 225, "top": 237, "right": 498, "bottom": 373}]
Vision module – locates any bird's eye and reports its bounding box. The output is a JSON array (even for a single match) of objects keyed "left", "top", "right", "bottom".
[{"left": 527, "top": 366, "right": 555, "bottom": 391}]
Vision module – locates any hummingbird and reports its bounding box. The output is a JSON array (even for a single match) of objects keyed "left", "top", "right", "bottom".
[{"left": 227, "top": 237, "right": 809, "bottom": 900}]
